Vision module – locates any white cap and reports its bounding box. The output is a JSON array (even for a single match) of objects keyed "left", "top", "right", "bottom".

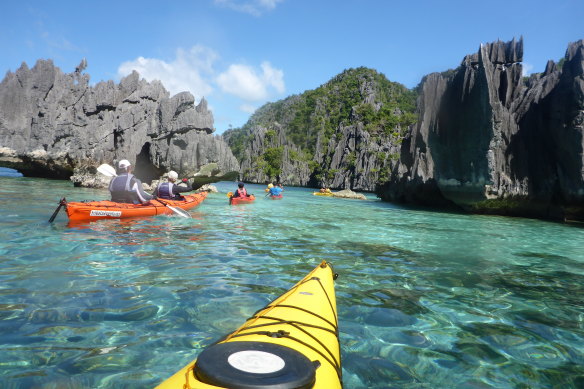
[
  {"left": 168, "top": 171, "right": 178, "bottom": 181},
  {"left": 118, "top": 159, "right": 131, "bottom": 169}
]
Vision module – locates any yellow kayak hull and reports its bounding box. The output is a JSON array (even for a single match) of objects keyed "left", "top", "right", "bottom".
[
  {"left": 313, "top": 192, "right": 333, "bottom": 197},
  {"left": 156, "top": 261, "right": 341, "bottom": 389}
]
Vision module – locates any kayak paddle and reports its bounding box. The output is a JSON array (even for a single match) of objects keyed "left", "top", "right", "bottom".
[
  {"left": 153, "top": 197, "right": 191, "bottom": 218},
  {"left": 48, "top": 197, "right": 66, "bottom": 223},
  {"left": 97, "top": 163, "right": 190, "bottom": 218}
]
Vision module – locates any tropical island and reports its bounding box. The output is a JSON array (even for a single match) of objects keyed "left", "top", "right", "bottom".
[
  {"left": 1, "top": 1, "right": 583, "bottom": 385},
  {"left": 1, "top": 38, "right": 583, "bottom": 222}
]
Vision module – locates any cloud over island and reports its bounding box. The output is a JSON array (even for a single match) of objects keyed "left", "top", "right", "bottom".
[{"left": 117, "top": 44, "right": 286, "bottom": 126}]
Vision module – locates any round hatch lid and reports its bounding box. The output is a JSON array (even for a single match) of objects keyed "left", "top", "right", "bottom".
[{"left": 194, "top": 341, "right": 318, "bottom": 389}]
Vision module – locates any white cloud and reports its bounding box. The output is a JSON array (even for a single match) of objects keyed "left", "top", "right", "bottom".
[
  {"left": 213, "top": 0, "right": 284, "bottom": 16},
  {"left": 522, "top": 62, "right": 534, "bottom": 77},
  {"left": 117, "top": 45, "right": 218, "bottom": 99},
  {"left": 257, "top": 0, "right": 283, "bottom": 10},
  {"left": 118, "top": 45, "right": 285, "bottom": 124},
  {"left": 217, "top": 61, "right": 285, "bottom": 101},
  {"left": 216, "top": 64, "right": 266, "bottom": 100},
  {"left": 41, "top": 31, "right": 79, "bottom": 52},
  {"left": 240, "top": 103, "right": 257, "bottom": 114},
  {"left": 261, "top": 62, "right": 285, "bottom": 93}
]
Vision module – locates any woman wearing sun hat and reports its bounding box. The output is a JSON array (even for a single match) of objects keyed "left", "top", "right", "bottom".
[{"left": 153, "top": 170, "right": 196, "bottom": 200}]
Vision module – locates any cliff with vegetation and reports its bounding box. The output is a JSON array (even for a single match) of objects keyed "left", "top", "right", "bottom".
[
  {"left": 225, "top": 38, "right": 584, "bottom": 221},
  {"left": 379, "top": 38, "right": 584, "bottom": 221},
  {"left": 0, "top": 59, "right": 239, "bottom": 186},
  {"left": 224, "top": 67, "right": 417, "bottom": 191}
]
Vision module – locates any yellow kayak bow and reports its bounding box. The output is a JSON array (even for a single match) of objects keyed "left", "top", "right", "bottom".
[{"left": 156, "top": 261, "right": 341, "bottom": 389}]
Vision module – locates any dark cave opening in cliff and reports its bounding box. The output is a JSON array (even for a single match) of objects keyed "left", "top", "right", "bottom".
[{"left": 134, "top": 142, "right": 163, "bottom": 184}]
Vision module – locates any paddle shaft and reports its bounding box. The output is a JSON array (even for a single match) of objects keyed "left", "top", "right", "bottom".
[
  {"left": 48, "top": 198, "right": 66, "bottom": 223},
  {"left": 154, "top": 197, "right": 189, "bottom": 217}
]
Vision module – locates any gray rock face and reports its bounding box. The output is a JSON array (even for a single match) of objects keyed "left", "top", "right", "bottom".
[
  {"left": 227, "top": 68, "right": 407, "bottom": 191},
  {"left": 236, "top": 121, "right": 400, "bottom": 190},
  {"left": 325, "top": 123, "right": 400, "bottom": 191},
  {"left": 0, "top": 59, "right": 239, "bottom": 185},
  {"left": 380, "top": 38, "right": 584, "bottom": 220},
  {"left": 237, "top": 123, "right": 313, "bottom": 186}
]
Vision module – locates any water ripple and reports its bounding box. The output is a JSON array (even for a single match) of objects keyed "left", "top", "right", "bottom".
[{"left": 0, "top": 179, "right": 583, "bottom": 388}]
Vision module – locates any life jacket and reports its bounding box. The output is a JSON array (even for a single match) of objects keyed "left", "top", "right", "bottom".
[
  {"left": 269, "top": 186, "right": 282, "bottom": 196},
  {"left": 237, "top": 187, "right": 247, "bottom": 197},
  {"left": 109, "top": 173, "right": 138, "bottom": 203},
  {"left": 157, "top": 182, "right": 175, "bottom": 199}
]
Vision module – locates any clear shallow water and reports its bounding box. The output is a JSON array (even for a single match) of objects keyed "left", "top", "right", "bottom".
[{"left": 0, "top": 176, "right": 583, "bottom": 388}]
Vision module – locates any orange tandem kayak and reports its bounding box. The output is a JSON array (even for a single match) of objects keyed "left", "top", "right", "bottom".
[
  {"left": 65, "top": 192, "right": 208, "bottom": 221},
  {"left": 229, "top": 194, "right": 255, "bottom": 205}
]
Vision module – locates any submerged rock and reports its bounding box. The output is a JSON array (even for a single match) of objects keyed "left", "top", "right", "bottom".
[
  {"left": 331, "top": 189, "right": 367, "bottom": 200},
  {"left": 198, "top": 184, "right": 218, "bottom": 193}
]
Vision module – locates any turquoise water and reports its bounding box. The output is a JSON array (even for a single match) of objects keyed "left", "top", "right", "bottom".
[{"left": 0, "top": 175, "right": 583, "bottom": 388}]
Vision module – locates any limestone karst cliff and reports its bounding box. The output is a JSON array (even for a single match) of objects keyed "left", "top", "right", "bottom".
[
  {"left": 378, "top": 38, "right": 584, "bottom": 221},
  {"left": 224, "top": 38, "right": 584, "bottom": 221},
  {"left": 224, "top": 67, "right": 416, "bottom": 191},
  {"left": 0, "top": 59, "right": 239, "bottom": 186}
]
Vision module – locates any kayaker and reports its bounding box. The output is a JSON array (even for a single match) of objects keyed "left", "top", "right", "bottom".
[
  {"left": 232, "top": 182, "right": 251, "bottom": 198},
  {"left": 153, "top": 170, "right": 194, "bottom": 200},
  {"left": 269, "top": 184, "right": 283, "bottom": 197},
  {"left": 108, "top": 159, "right": 153, "bottom": 204}
]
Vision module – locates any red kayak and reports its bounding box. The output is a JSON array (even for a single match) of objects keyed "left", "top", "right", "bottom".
[
  {"left": 65, "top": 192, "right": 207, "bottom": 221},
  {"left": 269, "top": 194, "right": 283, "bottom": 200},
  {"left": 230, "top": 194, "right": 256, "bottom": 205}
]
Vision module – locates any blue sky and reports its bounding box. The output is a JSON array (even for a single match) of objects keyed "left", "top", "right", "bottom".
[{"left": 1, "top": 0, "right": 582, "bottom": 134}]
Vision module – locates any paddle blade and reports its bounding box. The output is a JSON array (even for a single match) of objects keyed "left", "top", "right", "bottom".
[
  {"left": 226, "top": 192, "right": 233, "bottom": 198},
  {"left": 167, "top": 205, "right": 191, "bottom": 219},
  {"left": 97, "top": 164, "right": 117, "bottom": 177},
  {"left": 48, "top": 198, "right": 66, "bottom": 223}
]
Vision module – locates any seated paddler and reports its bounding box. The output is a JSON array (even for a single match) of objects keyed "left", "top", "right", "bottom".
[
  {"left": 269, "top": 183, "right": 283, "bottom": 197},
  {"left": 232, "top": 182, "right": 251, "bottom": 198},
  {"left": 108, "top": 159, "right": 153, "bottom": 204},
  {"left": 153, "top": 170, "right": 194, "bottom": 200}
]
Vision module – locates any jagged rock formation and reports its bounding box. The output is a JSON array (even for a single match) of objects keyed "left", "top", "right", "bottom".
[
  {"left": 379, "top": 38, "right": 584, "bottom": 220},
  {"left": 224, "top": 68, "right": 416, "bottom": 191},
  {"left": 330, "top": 189, "right": 367, "bottom": 200},
  {"left": 0, "top": 59, "right": 239, "bottom": 185}
]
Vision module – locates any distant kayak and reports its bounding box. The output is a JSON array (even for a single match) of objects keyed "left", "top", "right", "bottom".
[
  {"left": 313, "top": 192, "right": 333, "bottom": 197},
  {"left": 65, "top": 192, "right": 207, "bottom": 221},
  {"left": 269, "top": 194, "right": 283, "bottom": 200},
  {"left": 155, "top": 261, "right": 341, "bottom": 389},
  {"left": 230, "top": 194, "right": 255, "bottom": 205}
]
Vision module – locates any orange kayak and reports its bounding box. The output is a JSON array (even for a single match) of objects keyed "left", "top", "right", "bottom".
[
  {"left": 229, "top": 194, "right": 255, "bottom": 205},
  {"left": 65, "top": 192, "right": 207, "bottom": 221},
  {"left": 270, "top": 194, "right": 283, "bottom": 200}
]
